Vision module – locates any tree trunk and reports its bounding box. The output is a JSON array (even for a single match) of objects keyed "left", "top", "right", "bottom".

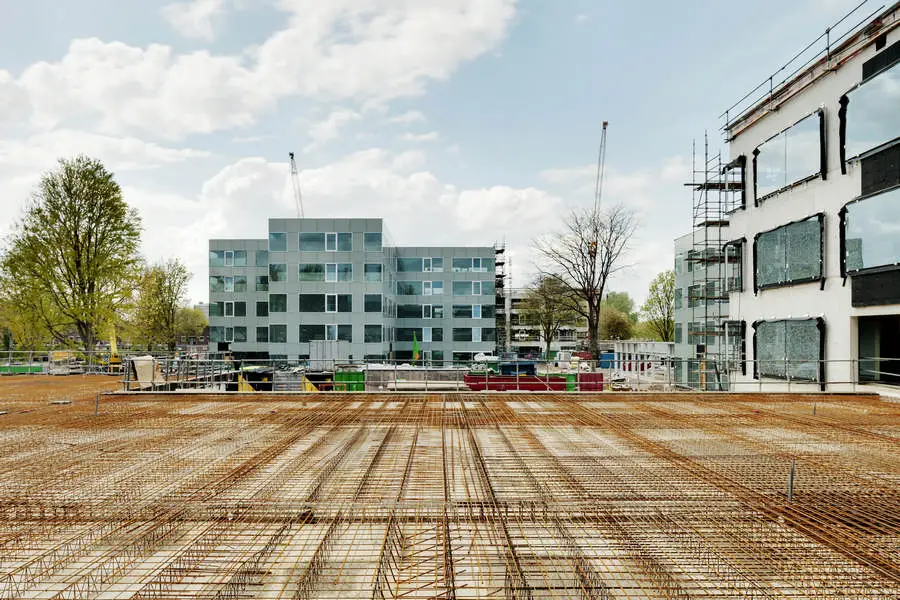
[{"left": 587, "top": 314, "right": 600, "bottom": 360}]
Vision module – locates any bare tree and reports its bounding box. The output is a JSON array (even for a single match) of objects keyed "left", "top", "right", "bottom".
[
  {"left": 519, "top": 275, "right": 580, "bottom": 358},
  {"left": 535, "top": 205, "right": 637, "bottom": 359}
]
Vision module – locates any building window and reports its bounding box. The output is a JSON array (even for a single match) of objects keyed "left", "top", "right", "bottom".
[
  {"left": 843, "top": 187, "right": 900, "bottom": 274},
  {"left": 234, "top": 276, "right": 247, "bottom": 293},
  {"left": 223, "top": 327, "right": 234, "bottom": 342},
  {"left": 337, "top": 263, "right": 352, "bottom": 281},
  {"left": 256, "top": 326, "right": 268, "bottom": 343},
  {"left": 422, "top": 327, "right": 432, "bottom": 343},
  {"left": 452, "top": 281, "right": 472, "bottom": 296},
  {"left": 397, "top": 281, "right": 422, "bottom": 295},
  {"left": 299, "top": 233, "right": 325, "bottom": 252},
  {"left": 233, "top": 326, "right": 247, "bottom": 343},
  {"left": 256, "top": 301, "right": 268, "bottom": 317},
  {"left": 223, "top": 301, "right": 234, "bottom": 317},
  {"left": 364, "top": 324, "right": 383, "bottom": 343},
  {"left": 754, "top": 318, "right": 823, "bottom": 382},
  {"left": 754, "top": 110, "right": 824, "bottom": 202},
  {"left": 269, "top": 324, "right": 287, "bottom": 343},
  {"left": 365, "top": 294, "right": 382, "bottom": 313},
  {"left": 224, "top": 250, "right": 234, "bottom": 266},
  {"left": 324, "top": 324, "right": 352, "bottom": 342},
  {"left": 256, "top": 276, "right": 269, "bottom": 292},
  {"left": 325, "top": 294, "right": 337, "bottom": 313},
  {"left": 398, "top": 304, "right": 422, "bottom": 318},
  {"left": 674, "top": 323, "right": 682, "bottom": 344},
  {"left": 398, "top": 258, "right": 422, "bottom": 272},
  {"left": 224, "top": 277, "right": 235, "bottom": 292},
  {"left": 843, "top": 61, "right": 900, "bottom": 161},
  {"left": 453, "top": 305, "right": 472, "bottom": 318},
  {"left": 725, "top": 321, "right": 746, "bottom": 375},
  {"left": 299, "top": 325, "right": 325, "bottom": 343},
  {"left": 210, "top": 276, "right": 225, "bottom": 293},
  {"left": 299, "top": 294, "right": 325, "bottom": 312},
  {"left": 482, "top": 305, "right": 495, "bottom": 319},
  {"left": 725, "top": 241, "right": 744, "bottom": 292},
  {"left": 234, "top": 250, "right": 248, "bottom": 266},
  {"left": 365, "top": 263, "right": 383, "bottom": 282},
  {"left": 754, "top": 214, "right": 823, "bottom": 291},
  {"left": 472, "top": 305, "right": 482, "bottom": 319},
  {"left": 326, "top": 233, "right": 336, "bottom": 251},
  {"left": 674, "top": 288, "right": 682, "bottom": 310},
  {"left": 209, "top": 250, "right": 225, "bottom": 267},
  {"left": 482, "top": 328, "right": 496, "bottom": 342},
  {"left": 364, "top": 232, "right": 382, "bottom": 252},
  {"left": 326, "top": 263, "right": 337, "bottom": 282},
  {"left": 269, "top": 263, "right": 286, "bottom": 283},
  {"left": 472, "top": 327, "right": 482, "bottom": 343},
  {"left": 396, "top": 328, "right": 421, "bottom": 342},
  {"left": 269, "top": 294, "right": 287, "bottom": 312},
  {"left": 325, "top": 232, "right": 352, "bottom": 252},
  {"left": 423, "top": 304, "right": 433, "bottom": 319},
  {"left": 256, "top": 250, "right": 268, "bottom": 267},
  {"left": 234, "top": 302, "right": 246, "bottom": 317},
  {"left": 299, "top": 263, "right": 325, "bottom": 282},
  {"left": 453, "top": 328, "right": 473, "bottom": 342},
  {"left": 424, "top": 257, "right": 443, "bottom": 272},
  {"left": 269, "top": 232, "right": 287, "bottom": 252},
  {"left": 433, "top": 305, "right": 444, "bottom": 318}
]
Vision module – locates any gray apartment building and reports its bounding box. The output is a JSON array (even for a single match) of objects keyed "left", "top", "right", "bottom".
[{"left": 208, "top": 218, "right": 497, "bottom": 364}]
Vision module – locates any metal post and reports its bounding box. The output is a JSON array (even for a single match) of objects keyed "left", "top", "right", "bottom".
[
  {"left": 787, "top": 460, "right": 796, "bottom": 502},
  {"left": 95, "top": 393, "right": 100, "bottom": 416}
]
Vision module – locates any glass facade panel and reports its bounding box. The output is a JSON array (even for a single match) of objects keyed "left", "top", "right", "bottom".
[
  {"left": 269, "top": 324, "right": 287, "bottom": 343},
  {"left": 398, "top": 258, "right": 422, "bottom": 272},
  {"left": 299, "top": 233, "right": 325, "bottom": 251},
  {"left": 756, "top": 112, "right": 821, "bottom": 199},
  {"left": 233, "top": 250, "right": 247, "bottom": 266},
  {"left": 338, "top": 294, "right": 352, "bottom": 312},
  {"left": 756, "top": 320, "right": 821, "bottom": 381},
  {"left": 256, "top": 275, "right": 269, "bottom": 292},
  {"left": 365, "top": 294, "right": 382, "bottom": 313},
  {"left": 755, "top": 216, "right": 821, "bottom": 289},
  {"left": 338, "top": 325, "right": 352, "bottom": 342},
  {"left": 234, "top": 302, "right": 246, "bottom": 317},
  {"left": 234, "top": 276, "right": 247, "bottom": 293},
  {"left": 453, "top": 305, "right": 473, "bottom": 318},
  {"left": 299, "top": 263, "right": 325, "bottom": 281},
  {"left": 256, "top": 250, "right": 268, "bottom": 267},
  {"left": 482, "top": 305, "right": 496, "bottom": 319},
  {"left": 269, "top": 263, "right": 286, "bottom": 282},
  {"left": 846, "top": 61, "right": 900, "bottom": 158},
  {"left": 481, "top": 281, "right": 495, "bottom": 296},
  {"left": 452, "top": 258, "right": 471, "bottom": 272},
  {"left": 209, "top": 276, "right": 225, "bottom": 293},
  {"left": 256, "top": 301, "right": 268, "bottom": 317},
  {"left": 397, "top": 328, "right": 421, "bottom": 342},
  {"left": 233, "top": 326, "right": 247, "bottom": 342},
  {"left": 269, "top": 232, "right": 287, "bottom": 252},
  {"left": 452, "top": 281, "right": 472, "bottom": 296},
  {"left": 269, "top": 294, "right": 287, "bottom": 312},
  {"left": 326, "top": 294, "right": 337, "bottom": 313},
  {"left": 433, "top": 305, "right": 444, "bottom": 319},
  {"left": 326, "top": 263, "right": 337, "bottom": 282},
  {"left": 326, "top": 233, "right": 337, "bottom": 251},
  {"left": 299, "top": 294, "right": 325, "bottom": 312},
  {"left": 365, "top": 324, "right": 382, "bottom": 343},
  {"left": 364, "top": 232, "right": 382, "bottom": 252},
  {"left": 256, "top": 326, "right": 268, "bottom": 343},
  {"left": 209, "top": 251, "right": 225, "bottom": 267},
  {"left": 432, "top": 281, "right": 443, "bottom": 295},
  {"left": 299, "top": 325, "right": 325, "bottom": 343},
  {"left": 397, "top": 281, "right": 422, "bottom": 295},
  {"left": 844, "top": 187, "right": 900, "bottom": 272},
  {"left": 398, "top": 304, "right": 422, "bottom": 318},
  {"left": 338, "top": 232, "right": 352, "bottom": 251},
  {"left": 453, "top": 328, "right": 473, "bottom": 342},
  {"left": 337, "top": 263, "right": 352, "bottom": 281},
  {"left": 365, "top": 264, "right": 383, "bottom": 282}
]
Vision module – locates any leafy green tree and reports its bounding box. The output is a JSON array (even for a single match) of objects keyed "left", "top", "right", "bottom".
[
  {"left": 632, "top": 321, "right": 662, "bottom": 341},
  {"left": 603, "top": 291, "right": 638, "bottom": 323},
  {"left": 519, "top": 275, "right": 580, "bottom": 358},
  {"left": 600, "top": 307, "right": 633, "bottom": 340},
  {"left": 641, "top": 270, "right": 675, "bottom": 342},
  {"left": 0, "top": 156, "right": 142, "bottom": 351},
  {"left": 135, "top": 259, "right": 191, "bottom": 351},
  {"left": 176, "top": 306, "right": 208, "bottom": 344}
]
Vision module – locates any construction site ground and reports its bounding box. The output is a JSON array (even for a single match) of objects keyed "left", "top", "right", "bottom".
[{"left": 1, "top": 384, "right": 898, "bottom": 598}]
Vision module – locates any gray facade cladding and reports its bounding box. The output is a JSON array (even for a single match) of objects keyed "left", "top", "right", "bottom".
[{"left": 208, "top": 218, "right": 496, "bottom": 364}]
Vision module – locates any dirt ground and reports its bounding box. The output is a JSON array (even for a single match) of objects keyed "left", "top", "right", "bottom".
[{"left": 0, "top": 374, "right": 121, "bottom": 410}]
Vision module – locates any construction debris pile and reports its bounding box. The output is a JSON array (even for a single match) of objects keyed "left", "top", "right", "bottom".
[{"left": 1, "top": 391, "right": 898, "bottom": 598}]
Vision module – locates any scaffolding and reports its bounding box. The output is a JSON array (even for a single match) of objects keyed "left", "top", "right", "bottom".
[
  {"left": 685, "top": 134, "right": 744, "bottom": 390},
  {"left": 1, "top": 390, "right": 899, "bottom": 598},
  {"left": 494, "top": 241, "right": 510, "bottom": 354}
]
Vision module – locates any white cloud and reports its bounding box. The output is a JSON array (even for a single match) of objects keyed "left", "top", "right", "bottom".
[
  {"left": 9, "top": 0, "right": 517, "bottom": 141},
  {"left": 400, "top": 131, "right": 440, "bottom": 142},
  {"left": 162, "top": 0, "right": 228, "bottom": 41},
  {"left": 388, "top": 110, "right": 427, "bottom": 124},
  {"left": 306, "top": 108, "right": 362, "bottom": 146}
]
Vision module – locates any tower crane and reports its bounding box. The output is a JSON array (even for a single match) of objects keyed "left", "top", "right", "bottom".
[
  {"left": 593, "top": 121, "right": 608, "bottom": 215},
  {"left": 289, "top": 151, "right": 304, "bottom": 218}
]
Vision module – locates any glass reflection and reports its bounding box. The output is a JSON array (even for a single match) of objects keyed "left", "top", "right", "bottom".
[
  {"left": 845, "top": 187, "right": 900, "bottom": 272},
  {"left": 756, "top": 112, "right": 821, "bottom": 199},
  {"left": 846, "top": 62, "right": 900, "bottom": 158}
]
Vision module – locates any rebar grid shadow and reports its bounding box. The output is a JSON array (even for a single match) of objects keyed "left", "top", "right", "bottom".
[{"left": 0, "top": 391, "right": 897, "bottom": 599}]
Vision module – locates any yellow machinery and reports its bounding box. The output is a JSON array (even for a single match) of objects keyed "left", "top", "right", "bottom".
[{"left": 102, "top": 324, "right": 122, "bottom": 370}]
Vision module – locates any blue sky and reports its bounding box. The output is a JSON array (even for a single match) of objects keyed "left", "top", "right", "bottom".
[{"left": 0, "top": 0, "right": 863, "bottom": 304}]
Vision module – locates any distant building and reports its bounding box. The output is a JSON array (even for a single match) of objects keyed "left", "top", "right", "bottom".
[
  {"left": 505, "top": 287, "right": 587, "bottom": 358},
  {"left": 208, "top": 218, "right": 499, "bottom": 364}
]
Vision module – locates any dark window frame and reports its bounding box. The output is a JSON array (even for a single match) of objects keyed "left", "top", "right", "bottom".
[
  {"left": 751, "top": 317, "right": 825, "bottom": 391},
  {"left": 752, "top": 213, "right": 825, "bottom": 293},
  {"left": 752, "top": 109, "right": 826, "bottom": 205},
  {"left": 839, "top": 184, "right": 900, "bottom": 278},
  {"left": 839, "top": 56, "right": 900, "bottom": 171}
]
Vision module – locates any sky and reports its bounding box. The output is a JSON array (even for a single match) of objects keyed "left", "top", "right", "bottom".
[{"left": 0, "top": 0, "right": 866, "bottom": 306}]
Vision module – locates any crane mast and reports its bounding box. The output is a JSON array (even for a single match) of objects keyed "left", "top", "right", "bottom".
[
  {"left": 593, "top": 121, "right": 608, "bottom": 215},
  {"left": 289, "top": 151, "right": 304, "bottom": 218}
]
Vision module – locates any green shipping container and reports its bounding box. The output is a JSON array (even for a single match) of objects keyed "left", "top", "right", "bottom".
[
  {"left": 334, "top": 370, "right": 365, "bottom": 391},
  {"left": 565, "top": 372, "right": 577, "bottom": 392}
]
